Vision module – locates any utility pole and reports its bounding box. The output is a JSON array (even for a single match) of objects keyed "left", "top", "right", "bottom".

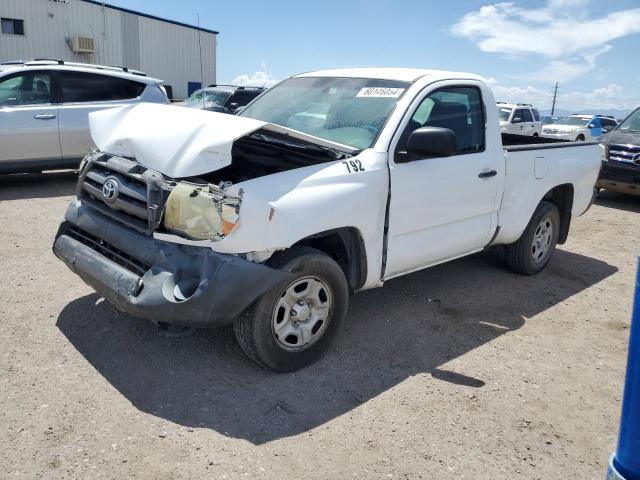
[{"left": 551, "top": 82, "right": 558, "bottom": 116}]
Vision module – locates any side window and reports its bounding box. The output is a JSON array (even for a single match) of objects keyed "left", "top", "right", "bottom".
[
  {"left": 0, "top": 71, "right": 51, "bottom": 106},
  {"left": 513, "top": 109, "right": 525, "bottom": 122},
  {"left": 521, "top": 109, "right": 533, "bottom": 122},
  {"left": 227, "top": 90, "right": 259, "bottom": 107},
  {"left": 398, "top": 86, "right": 485, "bottom": 155},
  {"left": 531, "top": 109, "right": 540, "bottom": 121},
  {"left": 61, "top": 71, "right": 145, "bottom": 103}
]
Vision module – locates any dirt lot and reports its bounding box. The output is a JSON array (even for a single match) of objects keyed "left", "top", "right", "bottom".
[{"left": 1, "top": 172, "right": 638, "bottom": 480}]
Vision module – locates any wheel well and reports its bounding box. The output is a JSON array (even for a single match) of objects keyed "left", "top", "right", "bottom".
[
  {"left": 292, "top": 227, "right": 367, "bottom": 291},
  {"left": 543, "top": 184, "right": 574, "bottom": 244}
]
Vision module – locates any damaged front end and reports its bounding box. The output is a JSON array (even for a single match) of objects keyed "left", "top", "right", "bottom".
[
  {"left": 76, "top": 151, "right": 244, "bottom": 243},
  {"left": 54, "top": 152, "right": 288, "bottom": 328}
]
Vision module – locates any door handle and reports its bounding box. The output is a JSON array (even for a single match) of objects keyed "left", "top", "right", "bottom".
[
  {"left": 478, "top": 170, "right": 497, "bottom": 178},
  {"left": 33, "top": 114, "right": 56, "bottom": 120}
]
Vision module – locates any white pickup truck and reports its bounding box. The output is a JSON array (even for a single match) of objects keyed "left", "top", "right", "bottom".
[{"left": 53, "top": 68, "right": 601, "bottom": 372}]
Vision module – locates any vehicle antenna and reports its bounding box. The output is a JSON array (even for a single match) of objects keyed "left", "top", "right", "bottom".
[{"left": 551, "top": 82, "right": 558, "bottom": 116}]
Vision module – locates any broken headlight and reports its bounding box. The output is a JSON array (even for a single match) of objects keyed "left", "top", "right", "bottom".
[{"left": 163, "top": 182, "right": 242, "bottom": 241}]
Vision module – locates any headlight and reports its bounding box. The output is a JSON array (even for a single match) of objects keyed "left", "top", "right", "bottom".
[
  {"left": 163, "top": 182, "right": 242, "bottom": 241},
  {"left": 600, "top": 144, "right": 608, "bottom": 161}
]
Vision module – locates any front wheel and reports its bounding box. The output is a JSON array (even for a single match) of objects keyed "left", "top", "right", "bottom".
[
  {"left": 505, "top": 201, "right": 560, "bottom": 275},
  {"left": 575, "top": 134, "right": 585, "bottom": 141},
  {"left": 233, "top": 247, "right": 349, "bottom": 372}
]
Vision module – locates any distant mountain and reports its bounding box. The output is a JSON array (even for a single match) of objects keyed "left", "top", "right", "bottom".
[{"left": 539, "top": 108, "right": 632, "bottom": 121}]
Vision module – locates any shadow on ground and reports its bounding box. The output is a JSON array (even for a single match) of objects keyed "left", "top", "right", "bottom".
[
  {"left": 57, "top": 248, "right": 617, "bottom": 444},
  {"left": 595, "top": 190, "right": 640, "bottom": 213},
  {"left": 0, "top": 171, "right": 77, "bottom": 201}
]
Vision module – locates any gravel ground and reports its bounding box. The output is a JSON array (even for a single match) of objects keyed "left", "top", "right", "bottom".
[{"left": 1, "top": 172, "right": 638, "bottom": 479}]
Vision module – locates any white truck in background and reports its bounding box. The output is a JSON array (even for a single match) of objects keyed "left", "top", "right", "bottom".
[
  {"left": 53, "top": 68, "right": 601, "bottom": 372},
  {"left": 497, "top": 102, "right": 543, "bottom": 136}
]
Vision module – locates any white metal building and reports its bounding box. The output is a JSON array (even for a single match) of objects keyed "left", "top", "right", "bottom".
[{"left": 0, "top": 0, "right": 217, "bottom": 99}]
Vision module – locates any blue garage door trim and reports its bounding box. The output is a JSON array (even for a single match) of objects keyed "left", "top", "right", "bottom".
[{"left": 187, "top": 82, "right": 202, "bottom": 96}]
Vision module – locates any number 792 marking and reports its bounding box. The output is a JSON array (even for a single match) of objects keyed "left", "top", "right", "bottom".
[{"left": 342, "top": 159, "right": 365, "bottom": 173}]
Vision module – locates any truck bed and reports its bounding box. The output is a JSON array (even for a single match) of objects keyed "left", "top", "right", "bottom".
[{"left": 502, "top": 133, "right": 598, "bottom": 151}]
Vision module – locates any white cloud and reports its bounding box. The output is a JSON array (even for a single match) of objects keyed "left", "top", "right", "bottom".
[
  {"left": 230, "top": 62, "right": 279, "bottom": 87},
  {"left": 485, "top": 77, "right": 638, "bottom": 112},
  {"left": 451, "top": 1, "right": 640, "bottom": 81}
]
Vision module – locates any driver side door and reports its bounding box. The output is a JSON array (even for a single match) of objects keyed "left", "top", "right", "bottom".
[{"left": 384, "top": 83, "right": 502, "bottom": 279}]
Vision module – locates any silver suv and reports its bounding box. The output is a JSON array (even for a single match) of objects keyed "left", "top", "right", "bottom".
[{"left": 0, "top": 59, "right": 169, "bottom": 174}]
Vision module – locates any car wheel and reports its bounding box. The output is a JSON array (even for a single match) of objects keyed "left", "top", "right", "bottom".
[
  {"left": 533, "top": 133, "right": 539, "bottom": 137},
  {"left": 233, "top": 246, "right": 349, "bottom": 372},
  {"left": 576, "top": 134, "right": 585, "bottom": 141},
  {"left": 505, "top": 201, "right": 560, "bottom": 276}
]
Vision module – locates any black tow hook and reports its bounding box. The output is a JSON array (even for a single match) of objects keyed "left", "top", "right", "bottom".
[{"left": 156, "top": 322, "right": 195, "bottom": 338}]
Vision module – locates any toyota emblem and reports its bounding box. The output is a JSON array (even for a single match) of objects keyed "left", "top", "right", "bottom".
[{"left": 102, "top": 178, "right": 119, "bottom": 203}]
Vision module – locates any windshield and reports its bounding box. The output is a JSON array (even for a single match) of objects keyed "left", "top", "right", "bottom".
[
  {"left": 185, "top": 89, "right": 231, "bottom": 107},
  {"left": 498, "top": 107, "right": 512, "bottom": 121},
  {"left": 618, "top": 108, "right": 640, "bottom": 132},
  {"left": 557, "top": 116, "right": 590, "bottom": 126},
  {"left": 240, "top": 77, "right": 410, "bottom": 149}
]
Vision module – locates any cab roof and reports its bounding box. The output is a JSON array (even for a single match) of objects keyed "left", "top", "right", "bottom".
[{"left": 294, "top": 68, "right": 484, "bottom": 83}]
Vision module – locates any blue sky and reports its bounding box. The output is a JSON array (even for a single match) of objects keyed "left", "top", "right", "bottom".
[{"left": 110, "top": 0, "right": 640, "bottom": 113}]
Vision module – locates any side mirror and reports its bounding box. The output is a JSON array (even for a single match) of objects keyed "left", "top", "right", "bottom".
[
  {"left": 397, "top": 127, "right": 457, "bottom": 163},
  {"left": 512, "top": 116, "right": 522, "bottom": 124},
  {"left": 587, "top": 123, "right": 596, "bottom": 129},
  {"left": 228, "top": 102, "right": 240, "bottom": 111}
]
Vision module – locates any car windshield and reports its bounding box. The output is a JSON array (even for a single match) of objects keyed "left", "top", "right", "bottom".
[
  {"left": 498, "top": 108, "right": 512, "bottom": 121},
  {"left": 240, "top": 77, "right": 410, "bottom": 149},
  {"left": 542, "top": 116, "right": 557, "bottom": 125},
  {"left": 185, "top": 89, "right": 231, "bottom": 107},
  {"left": 618, "top": 108, "right": 640, "bottom": 132},
  {"left": 557, "top": 117, "right": 590, "bottom": 126}
]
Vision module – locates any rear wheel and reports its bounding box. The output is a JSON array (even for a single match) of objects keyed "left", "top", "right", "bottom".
[
  {"left": 575, "top": 134, "right": 585, "bottom": 141},
  {"left": 505, "top": 201, "right": 560, "bottom": 275},
  {"left": 233, "top": 247, "right": 349, "bottom": 372}
]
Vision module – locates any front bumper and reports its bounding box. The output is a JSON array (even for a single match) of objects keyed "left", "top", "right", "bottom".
[
  {"left": 597, "top": 161, "right": 640, "bottom": 196},
  {"left": 53, "top": 201, "right": 290, "bottom": 328},
  {"left": 540, "top": 131, "right": 577, "bottom": 141}
]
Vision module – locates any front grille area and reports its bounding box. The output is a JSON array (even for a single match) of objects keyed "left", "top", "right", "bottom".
[
  {"left": 78, "top": 154, "right": 167, "bottom": 234},
  {"left": 66, "top": 225, "right": 151, "bottom": 277},
  {"left": 608, "top": 144, "right": 640, "bottom": 168}
]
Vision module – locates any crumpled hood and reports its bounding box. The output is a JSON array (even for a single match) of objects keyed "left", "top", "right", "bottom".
[
  {"left": 89, "top": 103, "right": 357, "bottom": 179},
  {"left": 89, "top": 103, "right": 268, "bottom": 178}
]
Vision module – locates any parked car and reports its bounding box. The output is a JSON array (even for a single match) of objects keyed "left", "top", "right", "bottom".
[
  {"left": 0, "top": 59, "right": 168, "bottom": 174},
  {"left": 53, "top": 68, "right": 600, "bottom": 372},
  {"left": 178, "top": 85, "right": 265, "bottom": 114},
  {"left": 541, "top": 114, "right": 618, "bottom": 142},
  {"left": 541, "top": 115, "right": 560, "bottom": 125},
  {"left": 597, "top": 106, "right": 640, "bottom": 196},
  {"left": 497, "top": 102, "right": 542, "bottom": 136}
]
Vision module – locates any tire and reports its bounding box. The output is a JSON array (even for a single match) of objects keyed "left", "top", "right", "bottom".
[
  {"left": 233, "top": 246, "right": 349, "bottom": 372},
  {"left": 505, "top": 201, "right": 560, "bottom": 275},
  {"left": 575, "top": 134, "right": 585, "bottom": 141},
  {"left": 533, "top": 133, "right": 539, "bottom": 137}
]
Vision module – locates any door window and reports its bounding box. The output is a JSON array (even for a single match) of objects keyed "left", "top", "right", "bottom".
[
  {"left": 61, "top": 71, "right": 145, "bottom": 103},
  {"left": 521, "top": 109, "right": 533, "bottom": 122},
  {"left": 0, "top": 71, "right": 51, "bottom": 106},
  {"left": 227, "top": 89, "right": 261, "bottom": 108},
  {"left": 397, "top": 86, "right": 485, "bottom": 155}
]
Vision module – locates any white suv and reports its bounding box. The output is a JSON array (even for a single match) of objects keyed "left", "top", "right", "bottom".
[
  {"left": 497, "top": 102, "right": 542, "bottom": 137},
  {"left": 0, "top": 59, "right": 168, "bottom": 174}
]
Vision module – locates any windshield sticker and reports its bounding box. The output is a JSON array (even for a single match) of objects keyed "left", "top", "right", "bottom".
[{"left": 356, "top": 87, "right": 405, "bottom": 98}]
